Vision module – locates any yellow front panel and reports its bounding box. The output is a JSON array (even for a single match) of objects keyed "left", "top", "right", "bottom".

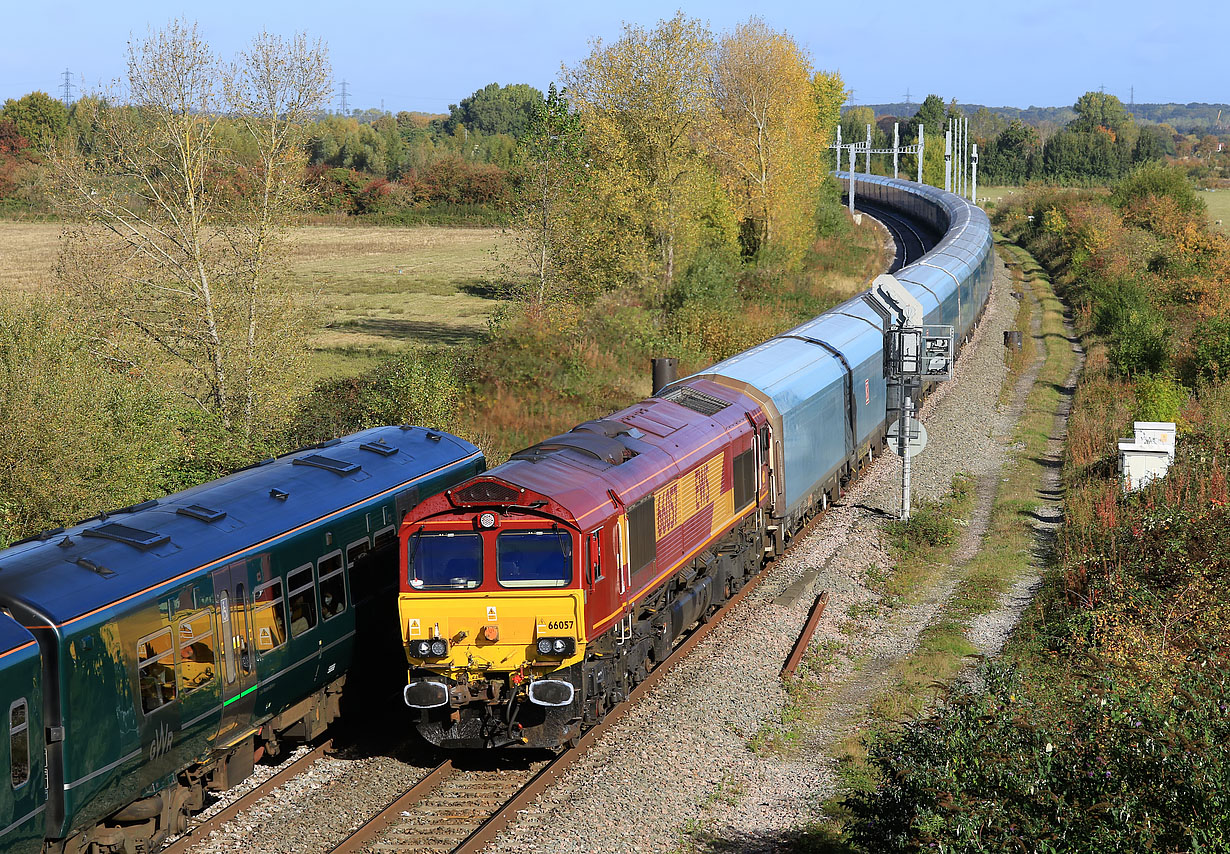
[{"left": 399, "top": 590, "right": 585, "bottom": 674}]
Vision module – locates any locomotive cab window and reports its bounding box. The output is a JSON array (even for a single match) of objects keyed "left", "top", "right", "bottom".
[
  {"left": 252, "top": 579, "right": 288, "bottom": 653},
  {"left": 408, "top": 532, "right": 482, "bottom": 590},
  {"left": 497, "top": 530, "right": 573, "bottom": 588},
  {"left": 318, "top": 552, "right": 347, "bottom": 620},
  {"left": 9, "top": 699, "right": 28, "bottom": 788},
  {"left": 137, "top": 629, "right": 177, "bottom": 713},
  {"left": 287, "top": 565, "right": 318, "bottom": 637},
  {"left": 177, "top": 612, "right": 216, "bottom": 693}
]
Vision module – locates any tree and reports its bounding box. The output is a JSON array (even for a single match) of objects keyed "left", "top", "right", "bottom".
[
  {"left": 444, "top": 83, "right": 544, "bottom": 138},
  {"left": 50, "top": 21, "right": 330, "bottom": 438},
  {"left": 564, "top": 11, "right": 719, "bottom": 299},
  {"left": 910, "top": 94, "right": 947, "bottom": 137},
  {"left": 1070, "top": 91, "right": 1132, "bottom": 136},
  {"left": 0, "top": 91, "right": 68, "bottom": 148},
  {"left": 709, "top": 18, "right": 829, "bottom": 266},
  {"left": 223, "top": 32, "right": 332, "bottom": 432},
  {"left": 510, "top": 83, "right": 586, "bottom": 306}
]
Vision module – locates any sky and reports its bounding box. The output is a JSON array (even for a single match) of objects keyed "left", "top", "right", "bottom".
[{"left": 2, "top": 0, "right": 1226, "bottom": 114}]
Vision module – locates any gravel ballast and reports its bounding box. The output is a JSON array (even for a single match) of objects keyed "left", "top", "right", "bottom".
[
  {"left": 480, "top": 252, "right": 1040, "bottom": 853},
  {"left": 175, "top": 245, "right": 1053, "bottom": 854}
]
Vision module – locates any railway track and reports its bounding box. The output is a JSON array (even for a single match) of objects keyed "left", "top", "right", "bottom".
[
  {"left": 327, "top": 491, "right": 849, "bottom": 854},
  {"left": 855, "top": 199, "right": 936, "bottom": 271},
  {"left": 162, "top": 740, "right": 337, "bottom": 854}
]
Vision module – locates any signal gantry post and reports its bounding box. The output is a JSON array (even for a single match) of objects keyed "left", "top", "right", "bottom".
[{"left": 868, "top": 274, "right": 954, "bottom": 520}]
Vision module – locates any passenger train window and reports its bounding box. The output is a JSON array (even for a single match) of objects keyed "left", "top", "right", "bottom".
[
  {"left": 137, "top": 629, "right": 177, "bottom": 714},
  {"left": 287, "top": 565, "right": 318, "bottom": 637},
  {"left": 177, "top": 612, "right": 216, "bottom": 693},
  {"left": 252, "top": 579, "right": 288, "bottom": 653},
  {"left": 347, "top": 539, "right": 370, "bottom": 569},
  {"left": 9, "top": 699, "right": 28, "bottom": 788},
  {"left": 373, "top": 526, "right": 397, "bottom": 551},
  {"left": 318, "top": 552, "right": 346, "bottom": 620},
  {"left": 219, "top": 591, "right": 235, "bottom": 684}
]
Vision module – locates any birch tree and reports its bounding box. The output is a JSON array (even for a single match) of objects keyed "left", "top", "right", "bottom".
[
  {"left": 50, "top": 21, "right": 329, "bottom": 437},
  {"left": 510, "top": 83, "right": 585, "bottom": 307}
]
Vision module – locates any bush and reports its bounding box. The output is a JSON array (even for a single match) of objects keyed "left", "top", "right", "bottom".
[
  {"left": 844, "top": 656, "right": 1230, "bottom": 853},
  {"left": 889, "top": 501, "right": 957, "bottom": 550},
  {"left": 1109, "top": 318, "right": 1169, "bottom": 375},
  {"left": 1185, "top": 316, "right": 1230, "bottom": 385},
  {"left": 1133, "top": 374, "right": 1186, "bottom": 423}
]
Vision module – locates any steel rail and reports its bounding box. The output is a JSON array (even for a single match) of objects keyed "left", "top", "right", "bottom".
[
  {"left": 161, "top": 739, "right": 334, "bottom": 854},
  {"left": 781, "top": 592, "right": 831, "bottom": 678},
  {"left": 451, "top": 502, "right": 846, "bottom": 854},
  {"left": 327, "top": 759, "right": 455, "bottom": 854}
]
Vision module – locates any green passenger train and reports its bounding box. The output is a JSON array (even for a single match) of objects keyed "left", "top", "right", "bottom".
[{"left": 0, "top": 426, "right": 483, "bottom": 854}]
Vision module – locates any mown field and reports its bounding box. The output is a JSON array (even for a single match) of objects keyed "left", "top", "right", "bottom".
[
  {"left": 1200, "top": 188, "right": 1230, "bottom": 231},
  {"left": 0, "top": 222, "right": 511, "bottom": 379}
]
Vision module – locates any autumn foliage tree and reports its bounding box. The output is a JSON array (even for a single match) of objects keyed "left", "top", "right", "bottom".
[
  {"left": 564, "top": 12, "right": 723, "bottom": 302},
  {"left": 552, "top": 13, "right": 844, "bottom": 306},
  {"left": 709, "top": 17, "right": 830, "bottom": 268}
]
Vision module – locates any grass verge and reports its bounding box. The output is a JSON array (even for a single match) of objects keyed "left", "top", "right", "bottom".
[{"left": 812, "top": 241, "right": 1075, "bottom": 838}]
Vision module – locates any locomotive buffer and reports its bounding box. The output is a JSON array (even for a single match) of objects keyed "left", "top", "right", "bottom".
[{"left": 869, "top": 274, "right": 953, "bottom": 520}]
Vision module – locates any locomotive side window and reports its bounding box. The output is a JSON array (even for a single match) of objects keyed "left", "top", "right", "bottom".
[
  {"left": 252, "top": 579, "right": 288, "bottom": 653},
  {"left": 627, "top": 495, "right": 656, "bottom": 578},
  {"left": 733, "top": 449, "right": 756, "bottom": 510},
  {"left": 9, "top": 699, "right": 28, "bottom": 788},
  {"left": 177, "top": 613, "right": 216, "bottom": 693},
  {"left": 137, "top": 629, "right": 177, "bottom": 713},
  {"left": 318, "top": 552, "right": 347, "bottom": 620},
  {"left": 408, "top": 532, "right": 482, "bottom": 589},
  {"left": 287, "top": 566, "right": 318, "bottom": 637}
]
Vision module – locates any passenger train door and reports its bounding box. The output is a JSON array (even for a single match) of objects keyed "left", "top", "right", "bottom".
[{"left": 212, "top": 560, "right": 259, "bottom": 749}]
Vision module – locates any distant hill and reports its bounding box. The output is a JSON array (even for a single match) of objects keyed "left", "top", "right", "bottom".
[{"left": 855, "top": 102, "right": 1230, "bottom": 134}]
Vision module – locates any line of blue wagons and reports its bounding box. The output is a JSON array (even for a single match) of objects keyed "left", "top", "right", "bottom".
[{"left": 0, "top": 173, "right": 992, "bottom": 854}]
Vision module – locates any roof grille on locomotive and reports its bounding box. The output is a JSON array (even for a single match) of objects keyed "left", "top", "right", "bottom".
[
  {"left": 455, "top": 480, "right": 522, "bottom": 504},
  {"left": 656, "top": 385, "right": 731, "bottom": 416}
]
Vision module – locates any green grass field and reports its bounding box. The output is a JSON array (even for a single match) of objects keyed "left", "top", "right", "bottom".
[
  {"left": 1199, "top": 189, "right": 1229, "bottom": 232},
  {"left": 0, "top": 222, "right": 512, "bottom": 379}
]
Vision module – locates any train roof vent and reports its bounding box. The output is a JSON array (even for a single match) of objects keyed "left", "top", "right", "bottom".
[
  {"left": 657, "top": 385, "right": 731, "bottom": 416},
  {"left": 73, "top": 557, "right": 116, "bottom": 578},
  {"left": 81, "top": 522, "right": 170, "bottom": 551},
  {"left": 359, "top": 441, "right": 398, "bottom": 457},
  {"left": 511, "top": 432, "right": 636, "bottom": 467},
  {"left": 455, "top": 480, "right": 521, "bottom": 504},
  {"left": 176, "top": 504, "right": 227, "bottom": 523},
  {"left": 292, "top": 454, "right": 361, "bottom": 476}
]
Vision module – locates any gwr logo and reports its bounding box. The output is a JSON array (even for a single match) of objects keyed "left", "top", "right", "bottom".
[{"left": 148, "top": 721, "right": 173, "bottom": 761}]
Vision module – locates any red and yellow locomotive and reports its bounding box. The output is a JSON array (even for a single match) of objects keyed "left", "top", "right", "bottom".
[{"left": 399, "top": 382, "right": 772, "bottom": 749}]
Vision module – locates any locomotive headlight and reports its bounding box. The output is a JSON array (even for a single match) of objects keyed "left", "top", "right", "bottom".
[
  {"left": 410, "top": 639, "right": 449, "bottom": 659},
  {"left": 535, "top": 637, "right": 576, "bottom": 657},
  {"left": 478, "top": 511, "right": 497, "bottom": 529}
]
